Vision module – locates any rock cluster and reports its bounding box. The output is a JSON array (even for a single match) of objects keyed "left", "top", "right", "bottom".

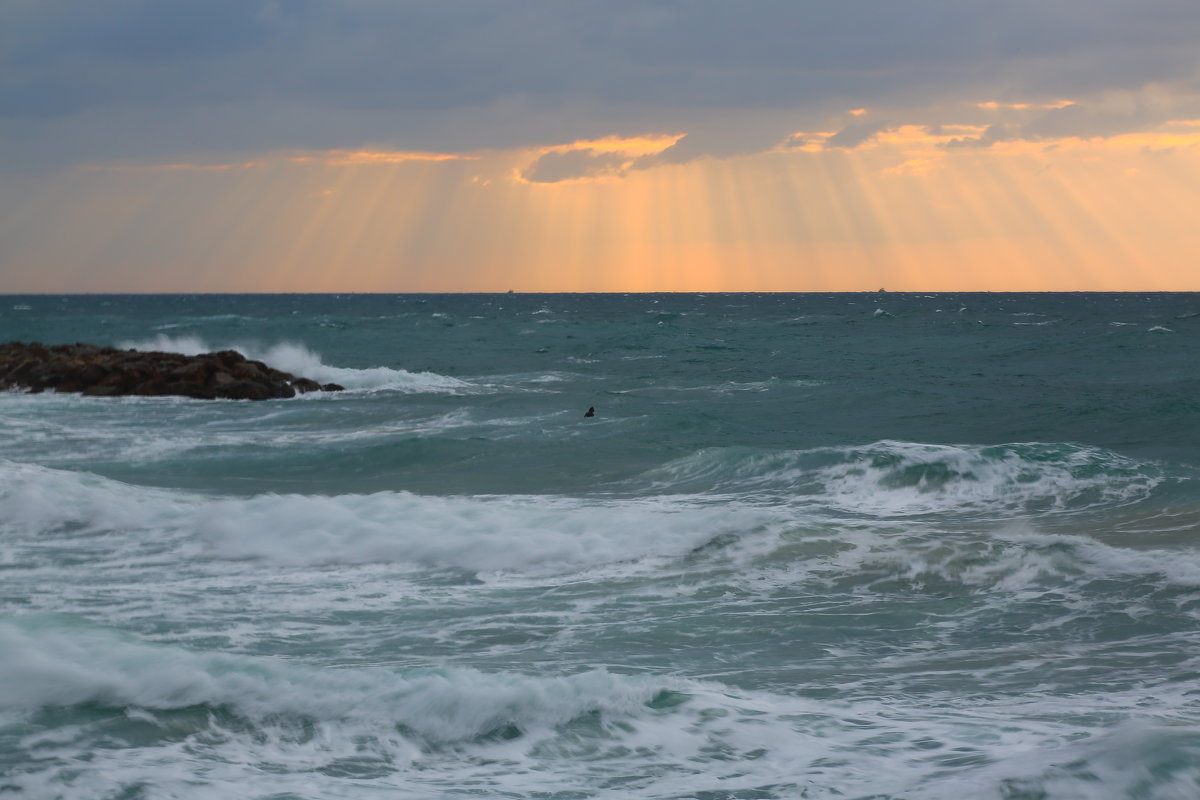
[{"left": 0, "top": 341, "right": 345, "bottom": 400}]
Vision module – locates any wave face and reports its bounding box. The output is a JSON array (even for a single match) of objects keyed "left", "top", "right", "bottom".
[{"left": 5, "top": 293, "right": 1200, "bottom": 798}]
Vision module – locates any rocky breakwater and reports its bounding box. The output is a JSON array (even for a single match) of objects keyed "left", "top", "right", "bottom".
[{"left": 0, "top": 341, "right": 345, "bottom": 400}]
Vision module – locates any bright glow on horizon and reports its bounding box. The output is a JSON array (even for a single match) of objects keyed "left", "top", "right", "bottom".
[
  {"left": 5, "top": 120, "right": 1200, "bottom": 293},
  {"left": 4, "top": 2, "right": 1200, "bottom": 293}
]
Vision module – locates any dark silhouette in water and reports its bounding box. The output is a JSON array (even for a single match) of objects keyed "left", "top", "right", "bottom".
[{"left": 584, "top": 406, "right": 595, "bottom": 417}]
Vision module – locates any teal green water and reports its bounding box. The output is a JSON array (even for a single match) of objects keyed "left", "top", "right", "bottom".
[{"left": 3, "top": 293, "right": 1200, "bottom": 798}]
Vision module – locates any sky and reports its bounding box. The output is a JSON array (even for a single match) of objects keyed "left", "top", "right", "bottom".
[{"left": 3, "top": 0, "right": 1200, "bottom": 292}]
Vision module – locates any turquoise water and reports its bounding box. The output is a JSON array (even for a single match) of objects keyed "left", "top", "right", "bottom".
[{"left": 3, "top": 293, "right": 1200, "bottom": 798}]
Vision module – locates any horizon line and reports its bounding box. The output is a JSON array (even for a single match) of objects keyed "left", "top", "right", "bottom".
[{"left": 6, "top": 290, "right": 1200, "bottom": 297}]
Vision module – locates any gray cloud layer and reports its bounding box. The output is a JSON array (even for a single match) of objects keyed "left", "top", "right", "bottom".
[{"left": 3, "top": 0, "right": 1200, "bottom": 171}]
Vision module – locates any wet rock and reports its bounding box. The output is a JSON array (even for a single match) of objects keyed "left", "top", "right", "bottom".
[{"left": 0, "top": 341, "right": 345, "bottom": 401}]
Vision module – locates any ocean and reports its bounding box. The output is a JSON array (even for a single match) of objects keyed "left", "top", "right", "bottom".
[{"left": 3, "top": 292, "right": 1200, "bottom": 799}]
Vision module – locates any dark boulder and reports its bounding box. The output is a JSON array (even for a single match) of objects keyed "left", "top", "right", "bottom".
[{"left": 0, "top": 341, "right": 345, "bottom": 401}]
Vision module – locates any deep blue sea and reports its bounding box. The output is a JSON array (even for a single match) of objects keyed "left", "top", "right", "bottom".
[{"left": 3, "top": 292, "right": 1200, "bottom": 799}]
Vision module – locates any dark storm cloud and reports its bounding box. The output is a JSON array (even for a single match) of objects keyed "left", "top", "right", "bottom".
[{"left": 2, "top": 0, "right": 1200, "bottom": 171}]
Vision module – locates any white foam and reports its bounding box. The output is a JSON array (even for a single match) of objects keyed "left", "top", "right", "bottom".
[
  {"left": 0, "top": 461, "right": 777, "bottom": 575},
  {"left": 988, "top": 528, "right": 1200, "bottom": 589},
  {"left": 655, "top": 377, "right": 823, "bottom": 394},
  {"left": 647, "top": 441, "right": 1162, "bottom": 519},
  {"left": 119, "top": 333, "right": 211, "bottom": 356},
  {"left": 0, "top": 619, "right": 655, "bottom": 739},
  {"left": 5, "top": 618, "right": 1199, "bottom": 800},
  {"left": 8, "top": 457, "right": 1197, "bottom": 609},
  {"left": 116, "top": 335, "right": 472, "bottom": 393},
  {"left": 248, "top": 342, "right": 471, "bottom": 393},
  {"left": 789, "top": 521, "right": 1200, "bottom": 598},
  {"left": 813, "top": 441, "right": 1161, "bottom": 518},
  {"left": 194, "top": 492, "right": 769, "bottom": 573},
  {"left": 0, "top": 460, "right": 182, "bottom": 538}
]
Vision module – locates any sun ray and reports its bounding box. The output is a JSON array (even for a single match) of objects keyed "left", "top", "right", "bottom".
[{"left": 13, "top": 112, "right": 1200, "bottom": 293}]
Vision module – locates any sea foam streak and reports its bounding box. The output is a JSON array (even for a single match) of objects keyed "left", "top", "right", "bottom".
[{"left": 116, "top": 334, "right": 471, "bottom": 393}]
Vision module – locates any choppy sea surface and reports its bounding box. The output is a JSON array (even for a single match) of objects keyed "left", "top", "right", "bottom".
[{"left": 3, "top": 292, "right": 1200, "bottom": 799}]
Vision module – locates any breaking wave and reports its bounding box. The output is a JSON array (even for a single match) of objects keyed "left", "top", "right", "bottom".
[
  {"left": 640, "top": 440, "right": 1165, "bottom": 518},
  {"left": 0, "top": 461, "right": 779, "bottom": 574},
  {"left": 116, "top": 334, "right": 471, "bottom": 394}
]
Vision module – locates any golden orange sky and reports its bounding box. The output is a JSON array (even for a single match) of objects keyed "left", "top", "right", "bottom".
[
  {"left": 5, "top": 2, "right": 1200, "bottom": 292},
  {"left": 4, "top": 116, "right": 1200, "bottom": 292}
]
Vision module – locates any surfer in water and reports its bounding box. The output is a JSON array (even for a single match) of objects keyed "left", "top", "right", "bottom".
[{"left": 584, "top": 406, "right": 595, "bottom": 417}]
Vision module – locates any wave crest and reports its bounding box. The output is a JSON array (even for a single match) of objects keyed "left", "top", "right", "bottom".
[
  {"left": 0, "top": 461, "right": 776, "bottom": 574},
  {"left": 0, "top": 617, "right": 658, "bottom": 746}
]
